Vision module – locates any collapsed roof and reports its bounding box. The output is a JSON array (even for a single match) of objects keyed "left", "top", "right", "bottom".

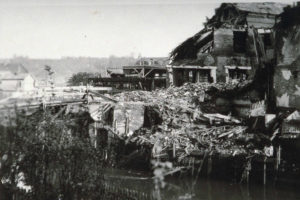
[
  {"left": 234, "top": 2, "right": 287, "bottom": 15},
  {"left": 170, "top": 29, "right": 213, "bottom": 64},
  {"left": 206, "top": 2, "right": 288, "bottom": 28},
  {"left": 170, "top": 3, "right": 288, "bottom": 64},
  {"left": 275, "top": 4, "right": 300, "bottom": 29}
]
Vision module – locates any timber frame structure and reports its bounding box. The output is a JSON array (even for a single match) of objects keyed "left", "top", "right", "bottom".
[{"left": 89, "top": 57, "right": 168, "bottom": 91}]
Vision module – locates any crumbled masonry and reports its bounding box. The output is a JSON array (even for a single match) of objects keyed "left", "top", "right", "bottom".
[{"left": 109, "top": 81, "right": 271, "bottom": 164}]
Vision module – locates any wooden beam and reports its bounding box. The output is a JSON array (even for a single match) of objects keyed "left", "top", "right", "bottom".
[
  {"left": 132, "top": 68, "right": 141, "bottom": 75},
  {"left": 263, "top": 156, "right": 267, "bottom": 185},
  {"left": 88, "top": 90, "right": 118, "bottom": 103},
  {"left": 251, "top": 27, "right": 261, "bottom": 65},
  {"left": 171, "top": 65, "right": 217, "bottom": 69},
  {"left": 141, "top": 68, "right": 145, "bottom": 77},
  {"left": 144, "top": 69, "right": 154, "bottom": 77},
  {"left": 50, "top": 106, "right": 67, "bottom": 122}
]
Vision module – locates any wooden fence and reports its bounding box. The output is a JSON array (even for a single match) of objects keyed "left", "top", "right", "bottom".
[{"left": 102, "top": 182, "right": 155, "bottom": 200}]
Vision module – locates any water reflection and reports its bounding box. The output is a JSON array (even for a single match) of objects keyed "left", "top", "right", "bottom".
[{"left": 104, "top": 168, "right": 300, "bottom": 200}]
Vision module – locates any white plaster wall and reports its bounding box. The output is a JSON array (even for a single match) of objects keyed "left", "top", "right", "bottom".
[{"left": 22, "top": 75, "right": 35, "bottom": 91}]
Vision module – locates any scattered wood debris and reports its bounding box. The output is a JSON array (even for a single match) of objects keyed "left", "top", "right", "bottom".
[{"left": 110, "top": 82, "right": 271, "bottom": 163}]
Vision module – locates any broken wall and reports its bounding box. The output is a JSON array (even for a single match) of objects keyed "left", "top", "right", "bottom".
[
  {"left": 113, "top": 103, "right": 145, "bottom": 137},
  {"left": 274, "top": 24, "right": 300, "bottom": 109},
  {"left": 274, "top": 65, "right": 300, "bottom": 109},
  {"left": 213, "top": 28, "right": 234, "bottom": 55},
  {"left": 213, "top": 28, "right": 257, "bottom": 56},
  {"left": 247, "top": 13, "right": 277, "bottom": 29},
  {"left": 212, "top": 28, "right": 259, "bottom": 82},
  {"left": 169, "top": 4, "right": 280, "bottom": 86}
]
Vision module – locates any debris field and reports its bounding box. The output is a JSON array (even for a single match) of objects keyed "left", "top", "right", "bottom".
[{"left": 111, "top": 81, "right": 271, "bottom": 165}]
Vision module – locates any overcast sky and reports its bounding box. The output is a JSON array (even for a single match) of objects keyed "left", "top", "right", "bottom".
[{"left": 0, "top": 0, "right": 294, "bottom": 59}]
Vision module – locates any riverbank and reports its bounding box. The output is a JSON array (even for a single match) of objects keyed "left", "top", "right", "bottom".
[
  {"left": 102, "top": 168, "right": 300, "bottom": 200},
  {"left": 86, "top": 81, "right": 300, "bottom": 186}
]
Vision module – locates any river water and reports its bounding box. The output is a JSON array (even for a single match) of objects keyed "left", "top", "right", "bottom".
[{"left": 104, "top": 168, "right": 300, "bottom": 200}]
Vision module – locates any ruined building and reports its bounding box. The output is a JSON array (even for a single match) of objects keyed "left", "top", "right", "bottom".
[
  {"left": 123, "top": 57, "right": 167, "bottom": 81},
  {"left": 168, "top": 2, "right": 287, "bottom": 86},
  {"left": 273, "top": 4, "right": 300, "bottom": 109},
  {"left": 89, "top": 57, "right": 168, "bottom": 91}
]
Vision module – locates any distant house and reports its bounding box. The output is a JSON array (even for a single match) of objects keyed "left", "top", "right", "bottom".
[
  {"left": 168, "top": 2, "right": 287, "bottom": 86},
  {"left": 0, "top": 63, "right": 36, "bottom": 92}
]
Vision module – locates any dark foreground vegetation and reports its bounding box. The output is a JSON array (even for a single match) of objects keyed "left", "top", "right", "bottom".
[{"left": 0, "top": 109, "right": 107, "bottom": 200}]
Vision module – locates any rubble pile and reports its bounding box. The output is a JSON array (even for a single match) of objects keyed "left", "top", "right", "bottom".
[
  {"left": 112, "top": 81, "right": 269, "bottom": 163},
  {"left": 114, "top": 81, "right": 251, "bottom": 104},
  {"left": 131, "top": 125, "right": 262, "bottom": 160}
]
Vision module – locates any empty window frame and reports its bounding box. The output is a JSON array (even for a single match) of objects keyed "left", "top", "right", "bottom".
[
  {"left": 262, "top": 33, "right": 272, "bottom": 47},
  {"left": 198, "top": 70, "right": 211, "bottom": 83},
  {"left": 228, "top": 68, "right": 249, "bottom": 81},
  {"left": 233, "top": 31, "right": 247, "bottom": 53}
]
